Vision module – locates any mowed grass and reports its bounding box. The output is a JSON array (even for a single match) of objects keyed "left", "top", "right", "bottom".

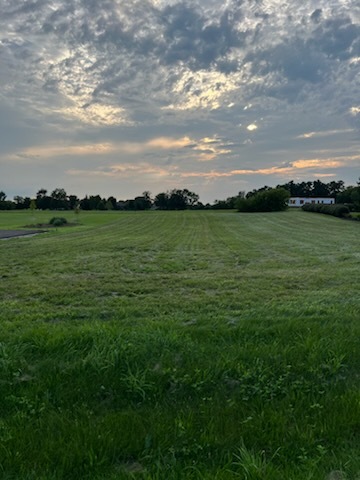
[{"left": 0, "top": 210, "right": 359, "bottom": 479}]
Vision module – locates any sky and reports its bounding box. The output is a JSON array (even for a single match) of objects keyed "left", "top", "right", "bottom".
[{"left": 1, "top": 0, "right": 359, "bottom": 204}]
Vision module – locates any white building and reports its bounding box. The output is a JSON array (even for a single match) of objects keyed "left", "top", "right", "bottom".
[{"left": 288, "top": 197, "right": 335, "bottom": 207}]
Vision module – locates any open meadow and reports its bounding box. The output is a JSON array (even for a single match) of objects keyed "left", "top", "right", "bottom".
[{"left": 0, "top": 209, "right": 359, "bottom": 479}]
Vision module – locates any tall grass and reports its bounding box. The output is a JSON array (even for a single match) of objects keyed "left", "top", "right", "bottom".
[{"left": 0, "top": 210, "right": 359, "bottom": 479}]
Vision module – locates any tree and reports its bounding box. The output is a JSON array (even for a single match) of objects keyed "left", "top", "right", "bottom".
[
  {"left": 107, "top": 196, "right": 117, "bottom": 210},
  {"left": 154, "top": 189, "right": 200, "bottom": 210},
  {"left": 277, "top": 180, "right": 344, "bottom": 197},
  {"left": 277, "top": 181, "right": 297, "bottom": 196},
  {"left": 328, "top": 180, "right": 345, "bottom": 197},
  {"left": 14, "top": 196, "right": 25, "bottom": 209},
  {"left": 350, "top": 188, "right": 360, "bottom": 209},
  {"left": 154, "top": 192, "right": 169, "bottom": 210},
  {"left": 246, "top": 186, "right": 271, "bottom": 199},
  {"left": 142, "top": 191, "right": 152, "bottom": 206},
  {"left": 36, "top": 189, "right": 52, "bottom": 209},
  {"left": 133, "top": 195, "right": 152, "bottom": 210},
  {"left": 105, "top": 200, "right": 114, "bottom": 210},
  {"left": 168, "top": 190, "right": 187, "bottom": 210},
  {"left": 51, "top": 188, "right": 68, "bottom": 210},
  {"left": 88, "top": 195, "right": 102, "bottom": 210},
  {"left": 337, "top": 185, "right": 360, "bottom": 210},
  {"left": 0, "top": 191, "right": 15, "bottom": 210},
  {"left": 181, "top": 189, "right": 199, "bottom": 207},
  {"left": 96, "top": 199, "right": 106, "bottom": 210},
  {"left": 80, "top": 196, "right": 91, "bottom": 210},
  {"left": 68, "top": 195, "right": 79, "bottom": 210},
  {"left": 212, "top": 192, "right": 245, "bottom": 209},
  {"left": 237, "top": 188, "right": 290, "bottom": 212},
  {"left": 74, "top": 204, "right": 81, "bottom": 221},
  {"left": 312, "top": 180, "right": 330, "bottom": 197},
  {"left": 13, "top": 196, "right": 31, "bottom": 209}
]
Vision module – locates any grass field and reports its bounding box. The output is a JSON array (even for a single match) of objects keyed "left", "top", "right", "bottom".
[{"left": 0, "top": 209, "right": 359, "bottom": 479}]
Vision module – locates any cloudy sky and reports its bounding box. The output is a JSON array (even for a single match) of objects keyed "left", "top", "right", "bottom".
[{"left": 1, "top": 0, "right": 359, "bottom": 203}]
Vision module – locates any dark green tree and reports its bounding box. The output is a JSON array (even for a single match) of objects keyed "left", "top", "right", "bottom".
[
  {"left": 328, "top": 180, "right": 345, "bottom": 197},
  {"left": 14, "top": 196, "right": 25, "bottom": 209},
  {"left": 51, "top": 188, "right": 68, "bottom": 210},
  {"left": 36, "top": 189, "right": 52, "bottom": 209},
  {"left": 237, "top": 188, "right": 290, "bottom": 212},
  {"left": 0, "top": 191, "right": 15, "bottom": 210},
  {"left": 168, "top": 190, "right": 187, "bottom": 210},
  {"left": 181, "top": 189, "right": 199, "bottom": 207},
  {"left": 212, "top": 192, "right": 245, "bottom": 209},
  {"left": 68, "top": 195, "right": 79, "bottom": 210},
  {"left": 88, "top": 195, "right": 102, "bottom": 210},
  {"left": 107, "top": 196, "right": 117, "bottom": 209},
  {"left": 132, "top": 195, "right": 151, "bottom": 210},
  {"left": 154, "top": 192, "right": 169, "bottom": 210},
  {"left": 246, "top": 186, "right": 271, "bottom": 199},
  {"left": 96, "top": 199, "right": 106, "bottom": 210},
  {"left": 312, "top": 180, "right": 330, "bottom": 197},
  {"left": 80, "top": 196, "right": 91, "bottom": 210}
]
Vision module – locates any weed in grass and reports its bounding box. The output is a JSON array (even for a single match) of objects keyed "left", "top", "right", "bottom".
[{"left": 231, "top": 443, "right": 277, "bottom": 479}]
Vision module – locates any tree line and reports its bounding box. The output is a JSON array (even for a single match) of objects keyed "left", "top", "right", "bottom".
[
  {"left": 212, "top": 179, "right": 360, "bottom": 210},
  {"left": 0, "top": 188, "right": 202, "bottom": 211},
  {"left": 1, "top": 179, "right": 359, "bottom": 211}
]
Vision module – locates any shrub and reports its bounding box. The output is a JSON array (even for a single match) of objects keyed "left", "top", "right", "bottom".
[
  {"left": 302, "top": 204, "right": 350, "bottom": 218},
  {"left": 49, "top": 217, "right": 68, "bottom": 226}
]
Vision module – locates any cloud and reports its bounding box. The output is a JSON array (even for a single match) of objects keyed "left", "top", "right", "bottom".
[
  {"left": 7, "top": 135, "right": 232, "bottom": 162},
  {"left": 163, "top": 68, "right": 241, "bottom": 111},
  {"left": 67, "top": 152, "right": 360, "bottom": 184},
  {"left": 193, "top": 136, "right": 233, "bottom": 161},
  {"left": 180, "top": 154, "right": 360, "bottom": 179},
  {"left": 2, "top": 0, "right": 359, "bottom": 123},
  {"left": 311, "top": 16, "right": 360, "bottom": 61},
  {"left": 0, "top": 0, "right": 359, "bottom": 201},
  {"left": 9, "top": 143, "right": 117, "bottom": 161},
  {"left": 67, "top": 162, "right": 173, "bottom": 178},
  {"left": 159, "top": 2, "right": 245, "bottom": 71},
  {"left": 292, "top": 159, "right": 344, "bottom": 169},
  {"left": 243, "top": 11, "right": 360, "bottom": 104},
  {"left": 146, "top": 136, "right": 193, "bottom": 149},
  {"left": 297, "top": 129, "right": 355, "bottom": 139},
  {"left": 61, "top": 104, "right": 130, "bottom": 126}
]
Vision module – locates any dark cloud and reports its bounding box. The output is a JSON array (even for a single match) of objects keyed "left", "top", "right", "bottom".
[
  {"left": 5, "top": 0, "right": 247, "bottom": 73},
  {"left": 310, "top": 9, "right": 322, "bottom": 24},
  {"left": 308, "top": 16, "right": 360, "bottom": 61},
  {"left": 159, "top": 3, "right": 246, "bottom": 70},
  {"left": 243, "top": 11, "right": 360, "bottom": 104},
  {"left": 247, "top": 38, "right": 327, "bottom": 85}
]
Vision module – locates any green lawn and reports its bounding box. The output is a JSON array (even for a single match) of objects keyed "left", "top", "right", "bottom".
[{"left": 0, "top": 210, "right": 359, "bottom": 479}]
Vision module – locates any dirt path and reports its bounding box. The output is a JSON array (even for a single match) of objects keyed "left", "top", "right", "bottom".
[{"left": 0, "top": 229, "right": 47, "bottom": 239}]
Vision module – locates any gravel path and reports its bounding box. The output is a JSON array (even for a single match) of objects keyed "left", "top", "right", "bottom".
[{"left": 0, "top": 229, "right": 47, "bottom": 239}]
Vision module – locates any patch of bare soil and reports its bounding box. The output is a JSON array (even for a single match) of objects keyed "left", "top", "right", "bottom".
[
  {"left": 0, "top": 229, "right": 47, "bottom": 239},
  {"left": 24, "top": 222, "right": 78, "bottom": 228}
]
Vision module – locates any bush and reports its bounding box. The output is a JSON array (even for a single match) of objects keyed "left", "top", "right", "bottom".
[
  {"left": 49, "top": 217, "right": 68, "bottom": 226},
  {"left": 236, "top": 188, "right": 290, "bottom": 212},
  {"left": 302, "top": 204, "right": 350, "bottom": 218}
]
